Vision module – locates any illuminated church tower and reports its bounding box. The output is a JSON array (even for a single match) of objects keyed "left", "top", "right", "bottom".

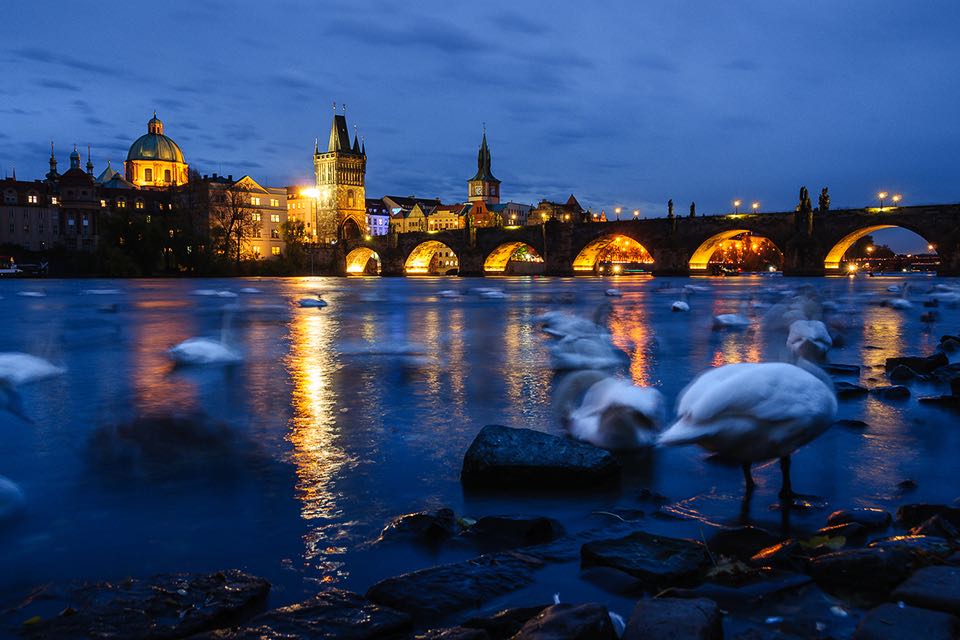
[
  {"left": 314, "top": 105, "right": 366, "bottom": 240},
  {"left": 467, "top": 129, "right": 500, "bottom": 205}
]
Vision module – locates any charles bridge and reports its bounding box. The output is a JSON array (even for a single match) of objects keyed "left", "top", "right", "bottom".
[{"left": 337, "top": 203, "right": 960, "bottom": 277}]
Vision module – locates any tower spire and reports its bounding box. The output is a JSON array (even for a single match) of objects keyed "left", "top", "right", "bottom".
[{"left": 86, "top": 145, "right": 94, "bottom": 175}]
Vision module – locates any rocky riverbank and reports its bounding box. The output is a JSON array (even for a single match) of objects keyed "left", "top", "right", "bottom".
[{"left": 8, "top": 424, "right": 960, "bottom": 639}]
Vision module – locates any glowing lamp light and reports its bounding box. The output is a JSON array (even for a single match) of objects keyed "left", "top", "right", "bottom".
[
  {"left": 928, "top": 244, "right": 935, "bottom": 252},
  {"left": 300, "top": 188, "right": 319, "bottom": 198},
  {"left": 612, "top": 264, "right": 622, "bottom": 274},
  {"left": 877, "top": 191, "right": 888, "bottom": 210},
  {"left": 364, "top": 234, "right": 371, "bottom": 241},
  {"left": 751, "top": 201, "right": 760, "bottom": 212},
  {"left": 847, "top": 263, "right": 858, "bottom": 273},
  {"left": 892, "top": 194, "right": 902, "bottom": 205},
  {"left": 733, "top": 199, "right": 742, "bottom": 214},
  {"left": 633, "top": 209, "right": 639, "bottom": 219}
]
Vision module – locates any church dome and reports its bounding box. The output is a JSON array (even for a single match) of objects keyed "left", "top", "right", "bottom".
[{"left": 126, "top": 113, "right": 185, "bottom": 163}]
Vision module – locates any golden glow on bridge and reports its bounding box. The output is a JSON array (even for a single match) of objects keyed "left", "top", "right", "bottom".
[
  {"left": 404, "top": 240, "right": 459, "bottom": 275},
  {"left": 572, "top": 235, "right": 654, "bottom": 273},
  {"left": 345, "top": 247, "right": 380, "bottom": 274},
  {"left": 483, "top": 242, "right": 544, "bottom": 273}
]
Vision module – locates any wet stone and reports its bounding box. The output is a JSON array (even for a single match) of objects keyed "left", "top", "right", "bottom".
[
  {"left": 364, "top": 550, "right": 544, "bottom": 623},
  {"left": 749, "top": 540, "right": 806, "bottom": 571},
  {"left": 808, "top": 547, "right": 916, "bottom": 593},
  {"left": 897, "top": 504, "right": 960, "bottom": 529},
  {"left": 20, "top": 570, "right": 270, "bottom": 640},
  {"left": 867, "top": 535, "right": 952, "bottom": 560},
  {"left": 853, "top": 602, "right": 960, "bottom": 640},
  {"left": 827, "top": 507, "right": 892, "bottom": 531},
  {"left": 196, "top": 588, "right": 411, "bottom": 640},
  {"left": 458, "top": 515, "right": 564, "bottom": 550},
  {"left": 886, "top": 352, "right": 948, "bottom": 374},
  {"left": 910, "top": 515, "right": 960, "bottom": 541},
  {"left": 460, "top": 425, "right": 620, "bottom": 490},
  {"left": 377, "top": 507, "right": 458, "bottom": 545},
  {"left": 889, "top": 364, "right": 918, "bottom": 382},
  {"left": 512, "top": 603, "right": 617, "bottom": 640},
  {"left": 871, "top": 385, "right": 911, "bottom": 400},
  {"left": 823, "top": 363, "right": 861, "bottom": 376},
  {"left": 580, "top": 530, "right": 710, "bottom": 589},
  {"left": 706, "top": 525, "right": 781, "bottom": 560},
  {"left": 836, "top": 381, "right": 869, "bottom": 397},
  {"left": 892, "top": 566, "right": 960, "bottom": 615},
  {"left": 622, "top": 597, "right": 722, "bottom": 640},
  {"left": 834, "top": 419, "right": 870, "bottom": 429},
  {"left": 919, "top": 395, "right": 960, "bottom": 408},
  {"left": 815, "top": 521, "right": 868, "bottom": 544},
  {"left": 461, "top": 605, "right": 548, "bottom": 639}
]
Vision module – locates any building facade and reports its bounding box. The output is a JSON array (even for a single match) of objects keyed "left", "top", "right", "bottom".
[
  {"left": 365, "top": 198, "right": 390, "bottom": 236},
  {"left": 314, "top": 108, "right": 366, "bottom": 241}
]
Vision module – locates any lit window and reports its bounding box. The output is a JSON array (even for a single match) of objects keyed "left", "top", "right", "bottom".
[
  {"left": 51, "top": 196, "right": 58, "bottom": 205},
  {"left": 164, "top": 169, "right": 171, "bottom": 182},
  {"left": 100, "top": 199, "right": 107, "bottom": 207},
  {"left": 270, "top": 198, "right": 279, "bottom": 207},
  {"left": 270, "top": 214, "right": 280, "bottom": 223},
  {"left": 271, "top": 246, "right": 281, "bottom": 256},
  {"left": 117, "top": 199, "right": 126, "bottom": 208},
  {"left": 251, "top": 213, "right": 261, "bottom": 222},
  {"left": 146, "top": 215, "right": 152, "bottom": 223},
  {"left": 271, "top": 228, "right": 279, "bottom": 239},
  {"left": 253, "top": 245, "right": 261, "bottom": 256},
  {"left": 144, "top": 168, "right": 153, "bottom": 181},
  {"left": 251, "top": 196, "right": 261, "bottom": 206},
  {"left": 27, "top": 194, "right": 38, "bottom": 204},
  {"left": 135, "top": 200, "right": 144, "bottom": 209}
]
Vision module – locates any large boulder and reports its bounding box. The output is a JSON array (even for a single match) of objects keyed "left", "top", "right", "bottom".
[
  {"left": 461, "top": 425, "right": 620, "bottom": 489},
  {"left": 511, "top": 603, "right": 618, "bottom": 640},
  {"left": 622, "top": 597, "right": 722, "bottom": 640},
  {"left": 195, "top": 588, "right": 410, "bottom": 639},
  {"left": 853, "top": 602, "right": 960, "bottom": 640},
  {"left": 897, "top": 504, "right": 960, "bottom": 529},
  {"left": 20, "top": 570, "right": 270, "bottom": 640},
  {"left": 461, "top": 605, "right": 548, "bottom": 639},
  {"left": 581, "top": 531, "right": 710, "bottom": 589},
  {"left": 459, "top": 515, "right": 565, "bottom": 549},
  {"left": 365, "top": 551, "right": 543, "bottom": 623},
  {"left": 707, "top": 526, "right": 781, "bottom": 560},
  {"left": 892, "top": 566, "right": 960, "bottom": 615},
  {"left": 827, "top": 507, "right": 891, "bottom": 531}
]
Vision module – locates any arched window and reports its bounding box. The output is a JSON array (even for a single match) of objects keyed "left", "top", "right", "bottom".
[
  {"left": 144, "top": 168, "right": 153, "bottom": 181},
  {"left": 348, "top": 190, "right": 355, "bottom": 208},
  {"left": 164, "top": 169, "right": 171, "bottom": 182}
]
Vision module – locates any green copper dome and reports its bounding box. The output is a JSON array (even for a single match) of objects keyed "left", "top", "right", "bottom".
[{"left": 126, "top": 113, "right": 185, "bottom": 163}]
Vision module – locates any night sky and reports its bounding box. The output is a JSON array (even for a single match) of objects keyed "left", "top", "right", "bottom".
[{"left": 3, "top": 1, "right": 959, "bottom": 251}]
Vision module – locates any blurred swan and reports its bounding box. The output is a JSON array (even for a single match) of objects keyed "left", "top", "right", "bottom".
[
  {"left": 549, "top": 335, "right": 628, "bottom": 371},
  {"left": 167, "top": 310, "right": 242, "bottom": 365},
  {"left": 605, "top": 288, "right": 622, "bottom": 297},
  {"left": 477, "top": 287, "right": 507, "bottom": 299},
  {"left": 17, "top": 291, "right": 45, "bottom": 298},
  {"left": 536, "top": 305, "right": 611, "bottom": 340},
  {"left": 887, "top": 283, "right": 912, "bottom": 310},
  {"left": 82, "top": 288, "right": 121, "bottom": 295},
  {"left": 299, "top": 293, "right": 328, "bottom": 308},
  {"left": 658, "top": 362, "right": 837, "bottom": 501},
  {"left": 712, "top": 306, "right": 751, "bottom": 329},
  {"left": 671, "top": 291, "right": 690, "bottom": 312},
  {"left": 567, "top": 377, "right": 664, "bottom": 450},
  {"left": 787, "top": 320, "right": 832, "bottom": 361},
  {"left": 437, "top": 289, "right": 461, "bottom": 298},
  {"left": 0, "top": 476, "right": 25, "bottom": 523},
  {"left": 239, "top": 287, "right": 261, "bottom": 294},
  {"left": 0, "top": 353, "right": 66, "bottom": 421}
]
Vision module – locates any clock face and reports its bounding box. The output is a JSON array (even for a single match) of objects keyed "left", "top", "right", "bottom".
[{"left": 474, "top": 185, "right": 482, "bottom": 195}]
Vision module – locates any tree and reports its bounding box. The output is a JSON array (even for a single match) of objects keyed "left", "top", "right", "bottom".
[{"left": 209, "top": 182, "right": 261, "bottom": 267}]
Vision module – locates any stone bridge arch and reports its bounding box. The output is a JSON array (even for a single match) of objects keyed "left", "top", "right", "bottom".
[
  {"left": 344, "top": 246, "right": 381, "bottom": 275},
  {"left": 818, "top": 213, "right": 944, "bottom": 273},
  {"left": 687, "top": 228, "right": 786, "bottom": 272}
]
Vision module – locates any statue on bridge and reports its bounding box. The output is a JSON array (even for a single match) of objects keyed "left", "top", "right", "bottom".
[
  {"left": 797, "top": 186, "right": 813, "bottom": 215},
  {"left": 689, "top": 201, "right": 696, "bottom": 218},
  {"left": 818, "top": 187, "right": 830, "bottom": 211},
  {"left": 668, "top": 199, "right": 674, "bottom": 218},
  {"left": 797, "top": 186, "right": 814, "bottom": 236}
]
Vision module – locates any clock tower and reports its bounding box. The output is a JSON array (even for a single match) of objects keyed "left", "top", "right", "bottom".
[{"left": 467, "top": 129, "right": 500, "bottom": 205}]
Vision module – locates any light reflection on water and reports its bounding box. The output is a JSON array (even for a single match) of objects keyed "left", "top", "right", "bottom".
[{"left": 2, "top": 274, "right": 960, "bottom": 608}]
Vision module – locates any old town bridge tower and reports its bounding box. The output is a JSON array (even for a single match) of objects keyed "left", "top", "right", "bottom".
[{"left": 314, "top": 105, "right": 366, "bottom": 240}]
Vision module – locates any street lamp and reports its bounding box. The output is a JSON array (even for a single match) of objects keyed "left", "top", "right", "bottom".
[
  {"left": 866, "top": 245, "right": 874, "bottom": 254},
  {"left": 614, "top": 207, "right": 622, "bottom": 220},
  {"left": 928, "top": 243, "right": 935, "bottom": 252},
  {"left": 632, "top": 209, "right": 639, "bottom": 220},
  {"left": 877, "top": 191, "right": 888, "bottom": 210},
  {"left": 733, "top": 199, "right": 742, "bottom": 214},
  {"left": 892, "top": 194, "right": 902, "bottom": 207},
  {"left": 751, "top": 201, "right": 760, "bottom": 213}
]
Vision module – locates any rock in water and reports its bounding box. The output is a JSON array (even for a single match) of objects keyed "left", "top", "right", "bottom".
[
  {"left": 891, "top": 566, "right": 960, "bottom": 614},
  {"left": 808, "top": 548, "right": 916, "bottom": 593},
  {"left": 706, "top": 526, "right": 781, "bottom": 560},
  {"left": 622, "top": 597, "right": 722, "bottom": 640},
  {"left": 461, "top": 605, "right": 549, "bottom": 638},
  {"left": 889, "top": 365, "right": 918, "bottom": 382},
  {"left": 580, "top": 531, "right": 710, "bottom": 589},
  {"left": 827, "top": 507, "right": 892, "bottom": 531},
  {"left": 377, "top": 508, "right": 458, "bottom": 545},
  {"left": 415, "top": 628, "right": 489, "bottom": 639},
  {"left": 835, "top": 381, "right": 869, "bottom": 397},
  {"left": 885, "top": 352, "right": 948, "bottom": 373},
  {"left": 871, "top": 385, "right": 911, "bottom": 400},
  {"left": 20, "top": 570, "right": 270, "bottom": 639},
  {"left": 460, "top": 425, "right": 620, "bottom": 489},
  {"left": 853, "top": 603, "right": 960, "bottom": 640},
  {"left": 512, "top": 603, "right": 618, "bottom": 640},
  {"left": 365, "top": 551, "right": 544, "bottom": 623},
  {"left": 196, "top": 588, "right": 411, "bottom": 639},
  {"left": 897, "top": 504, "right": 960, "bottom": 529},
  {"left": 459, "top": 515, "right": 565, "bottom": 549}
]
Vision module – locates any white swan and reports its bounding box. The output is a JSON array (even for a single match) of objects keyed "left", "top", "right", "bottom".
[
  {"left": 658, "top": 362, "right": 837, "bottom": 500},
  {"left": 605, "top": 288, "right": 623, "bottom": 297},
  {"left": 437, "top": 289, "right": 461, "bottom": 298},
  {"left": 0, "top": 476, "right": 25, "bottom": 523},
  {"left": 567, "top": 377, "right": 665, "bottom": 450},
  {"left": 786, "top": 320, "right": 832, "bottom": 361},
  {"left": 168, "top": 309, "right": 242, "bottom": 365},
  {"left": 477, "top": 287, "right": 508, "bottom": 299},
  {"left": 299, "top": 293, "right": 328, "bottom": 308},
  {"left": 671, "top": 291, "right": 690, "bottom": 312},
  {"left": 712, "top": 312, "right": 751, "bottom": 329},
  {"left": 0, "top": 353, "right": 66, "bottom": 421},
  {"left": 549, "top": 335, "right": 628, "bottom": 371}
]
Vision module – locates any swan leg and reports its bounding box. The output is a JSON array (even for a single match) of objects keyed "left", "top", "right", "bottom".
[
  {"left": 778, "top": 456, "right": 793, "bottom": 500},
  {"left": 742, "top": 462, "right": 755, "bottom": 493}
]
